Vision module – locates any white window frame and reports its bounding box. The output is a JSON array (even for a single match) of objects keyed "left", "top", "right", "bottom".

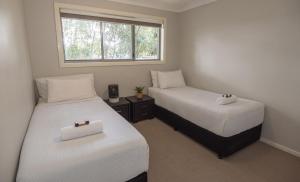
[{"left": 54, "top": 3, "right": 166, "bottom": 67}]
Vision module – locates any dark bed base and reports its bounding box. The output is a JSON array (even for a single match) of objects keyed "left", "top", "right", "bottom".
[
  {"left": 154, "top": 105, "right": 262, "bottom": 158},
  {"left": 127, "top": 172, "right": 147, "bottom": 182}
]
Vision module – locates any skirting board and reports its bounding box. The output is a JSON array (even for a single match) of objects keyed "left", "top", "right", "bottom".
[{"left": 260, "top": 138, "right": 300, "bottom": 158}]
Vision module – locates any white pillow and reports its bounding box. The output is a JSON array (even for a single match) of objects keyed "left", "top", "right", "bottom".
[
  {"left": 36, "top": 77, "right": 48, "bottom": 100},
  {"left": 47, "top": 77, "right": 96, "bottom": 103},
  {"left": 158, "top": 70, "right": 186, "bottom": 89},
  {"left": 150, "top": 70, "right": 159, "bottom": 88},
  {"left": 36, "top": 74, "right": 95, "bottom": 100}
]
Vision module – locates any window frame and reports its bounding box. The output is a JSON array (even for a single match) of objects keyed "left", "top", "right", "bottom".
[{"left": 54, "top": 3, "right": 166, "bottom": 67}]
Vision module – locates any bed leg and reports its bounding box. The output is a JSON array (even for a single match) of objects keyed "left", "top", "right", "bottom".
[
  {"left": 218, "top": 154, "right": 224, "bottom": 159},
  {"left": 174, "top": 127, "right": 178, "bottom": 131}
]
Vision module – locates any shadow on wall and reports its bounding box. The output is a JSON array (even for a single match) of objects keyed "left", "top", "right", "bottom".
[{"left": 263, "top": 106, "right": 300, "bottom": 150}]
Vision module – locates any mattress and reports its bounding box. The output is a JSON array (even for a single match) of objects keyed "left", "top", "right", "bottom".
[
  {"left": 17, "top": 97, "right": 149, "bottom": 182},
  {"left": 149, "top": 87, "right": 264, "bottom": 137}
]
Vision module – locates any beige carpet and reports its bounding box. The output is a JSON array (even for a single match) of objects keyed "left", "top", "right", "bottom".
[{"left": 134, "top": 118, "right": 300, "bottom": 182}]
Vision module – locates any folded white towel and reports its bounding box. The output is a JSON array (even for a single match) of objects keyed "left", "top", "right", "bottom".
[
  {"left": 61, "top": 120, "right": 103, "bottom": 141},
  {"left": 216, "top": 95, "right": 238, "bottom": 105}
]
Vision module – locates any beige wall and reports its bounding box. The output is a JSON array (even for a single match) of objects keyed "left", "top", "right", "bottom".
[
  {"left": 179, "top": 0, "right": 300, "bottom": 152},
  {"left": 0, "top": 0, "right": 35, "bottom": 181},
  {"left": 24, "top": 0, "right": 180, "bottom": 98}
]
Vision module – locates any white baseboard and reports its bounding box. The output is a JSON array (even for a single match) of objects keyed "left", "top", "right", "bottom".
[{"left": 260, "top": 138, "right": 300, "bottom": 158}]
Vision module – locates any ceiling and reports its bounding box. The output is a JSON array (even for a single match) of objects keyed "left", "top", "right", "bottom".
[{"left": 108, "top": 0, "right": 217, "bottom": 12}]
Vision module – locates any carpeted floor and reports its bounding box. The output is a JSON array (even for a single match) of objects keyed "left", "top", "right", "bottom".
[{"left": 134, "top": 118, "right": 300, "bottom": 182}]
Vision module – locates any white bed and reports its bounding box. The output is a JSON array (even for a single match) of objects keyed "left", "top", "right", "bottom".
[
  {"left": 149, "top": 86, "right": 264, "bottom": 137},
  {"left": 17, "top": 97, "right": 149, "bottom": 182}
]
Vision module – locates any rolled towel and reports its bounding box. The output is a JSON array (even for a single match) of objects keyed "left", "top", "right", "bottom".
[
  {"left": 61, "top": 120, "right": 103, "bottom": 141},
  {"left": 216, "top": 94, "right": 238, "bottom": 105}
]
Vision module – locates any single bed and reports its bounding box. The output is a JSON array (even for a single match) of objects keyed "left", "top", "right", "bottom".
[
  {"left": 149, "top": 86, "right": 264, "bottom": 158},
  {"left": 17, "top": 97, "right": 149, "bottom": 182}
]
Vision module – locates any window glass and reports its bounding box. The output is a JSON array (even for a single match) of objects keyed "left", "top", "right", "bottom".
[
  {"left": 61, "top": 18, "right": 102, "bottom": 60},
  {"left": 135, "top": 25, "right": 160, "bottom": 60},
  {"left": 60, "top": 13, "right": 162, "bottom": 63},
  {"left": 102, "top": 22, "right": 132, "bottom": 60}
]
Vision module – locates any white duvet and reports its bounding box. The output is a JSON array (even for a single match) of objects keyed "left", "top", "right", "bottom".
[
  {"left": 149, "top": 87, "right": 264, "bottom": 137},
  {"left": 17, "top": 97, "right": 149, "bottom": 182}
]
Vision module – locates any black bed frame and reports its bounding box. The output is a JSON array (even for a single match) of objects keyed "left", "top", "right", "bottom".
[
  {"left": 155, "top": 105, "right": 262, "bottom": 158},
  {"left": 127, "top": 172, "right": 147, "bottom": 182}
]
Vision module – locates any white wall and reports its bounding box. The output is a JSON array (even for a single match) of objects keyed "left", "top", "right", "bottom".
[
  {"left": 179, "top": 0, "right": 300, "bottom": 153},
  {"left": 24, "top": 0, "right": 180, "bottom": 98},
  {"left": 0, "top": 0, "right": 35, "bottom": 181}
]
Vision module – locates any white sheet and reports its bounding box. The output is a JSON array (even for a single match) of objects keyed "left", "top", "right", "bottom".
[
  {"left": 17, "top": 97, "right": 149, "bottom": 182},
  {"left": 149, "top": 87, "right": 264, "bottom": 137}
]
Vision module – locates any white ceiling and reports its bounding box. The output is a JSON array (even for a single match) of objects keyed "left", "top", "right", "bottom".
[{"left": 108, "top": 0, "right": 217, "bottom": 12}]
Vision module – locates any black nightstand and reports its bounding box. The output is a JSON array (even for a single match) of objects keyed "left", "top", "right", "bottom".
[
  {"left": 104, "top": 98, "right": 130, "bottom": 121},
  {"left": 126, "top": 95, "right": 155, "bottom": 123}
]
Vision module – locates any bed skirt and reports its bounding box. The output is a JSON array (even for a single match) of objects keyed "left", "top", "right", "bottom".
[
  {"left": 154, "top": 105, "right": 262, "bottom": 158},
  {"left": 127, "top": 172, "right": 147, "bottom": 182}
]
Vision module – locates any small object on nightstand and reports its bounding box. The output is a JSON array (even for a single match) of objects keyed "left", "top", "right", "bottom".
[
  {"left": 108, "top": 84, "right": 119, "bottom": 103},
  {"left": 126, "top": 95, "right": 154, "bottom": 123},
  {"left": 104, "top": 98, "right": 130, "bottom": 121},
  {"left": 134, "top": 86, "right": 145, "bottom": 99}
]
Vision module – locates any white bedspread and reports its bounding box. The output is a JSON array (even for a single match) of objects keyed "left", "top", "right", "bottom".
[
  {"left": 149, "top": 87, "right": 264, "bottom": 137},
  {"left": 17, "top": 97, "right": 149, "bottom": 182}
]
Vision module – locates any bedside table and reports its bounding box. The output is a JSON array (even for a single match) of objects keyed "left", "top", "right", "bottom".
[
  {"left": 126, "top": 95, "right": 155, "bottom": 123},
  {"left": 104, "top": 98, "right": 130, "bottom": 121}
]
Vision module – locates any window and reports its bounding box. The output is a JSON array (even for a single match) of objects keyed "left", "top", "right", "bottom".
[
  {"left": 61, "top": 18, "right": 102, "bottom": 60},
  {"left": 135, "top": 25, "right": 160, "bottom": 60},
  {"left": 102, "top": 22, "right": 132, "bottom": 60},
  {"left": 55, "top": 3, "right": 165, "bottom": 67}
]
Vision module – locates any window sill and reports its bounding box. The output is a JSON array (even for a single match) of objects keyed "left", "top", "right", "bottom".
[{"left": 59, "top": 60, "right": 166, "bottom": 68}]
